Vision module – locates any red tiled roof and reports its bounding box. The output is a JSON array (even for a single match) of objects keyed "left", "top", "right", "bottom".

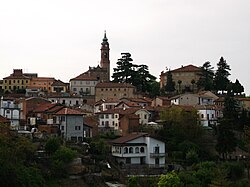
[
  {"left": 96, "top": 82, "right": 135, "bottom": 88},
  {"left": 70, "top": 72, "right": 97, "bottom": 81},
  {"left": 32, "top": 77, "right": 55, "bottom": 81},
  {"left": 55, "top": 108, "right": 83, "bottom": 115},
  {"left": 51, "top": 79, "right": 67, "bottom": 86},
  {"left": 111, "top": 132, "right": 148, "bottom": 144},
  {"left": 117, "top": 101, "right": 140, "bottom": 107},
  {"left": 83, "top": 116, "right": 98, "bottom": 128},
  {"left": 33, "top": 103, "right": 60, "bottom": 113},
  {"left": 171, "top": 65, "right": 201, "bottom": 73}
]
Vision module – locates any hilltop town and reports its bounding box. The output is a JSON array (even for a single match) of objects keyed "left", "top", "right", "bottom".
[{"left": 0, "top": 33, "right": 250, "bottom": 186}]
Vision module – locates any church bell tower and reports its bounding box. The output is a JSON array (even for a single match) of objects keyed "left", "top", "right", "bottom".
[{"left": 100, "top": 31, "right": 110, "bottom": 81}]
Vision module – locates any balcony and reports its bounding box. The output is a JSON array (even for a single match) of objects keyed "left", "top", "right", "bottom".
[{"left": 150, "top": 153, "right": 166, "bottom": 157}]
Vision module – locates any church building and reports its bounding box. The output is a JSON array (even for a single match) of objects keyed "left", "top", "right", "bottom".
[{"left": 70, "top": 32, "right": 111, "bottom": 96}]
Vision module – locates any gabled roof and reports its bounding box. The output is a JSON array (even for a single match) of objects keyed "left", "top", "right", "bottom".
[
  {"left": 55, "top": 108, "right": 83, "bottom": 115},
  {"left": 96, "top": 82, "right": 135, "bottom": 88},
  {"left": 171, "top": 65, "right": 201, "bottom": 73},
  {"left": 33, "top": 103, "right": 63, "bottom": 113},
  {"left": 116, "top": 101, "right": 141, "bottom": 108},
  {"left": 51, "top": 79, "right": 67, "bottom": 86},
  {"left": 111, "top": 132, "right": 148, "bottom": 144},
  {"left": 70, "top": 72, "right": 97, "bottom": 81}
]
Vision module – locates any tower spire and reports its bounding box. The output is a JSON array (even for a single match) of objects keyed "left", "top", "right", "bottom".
[{"left": 103, "top": 30, "right": 108, "bottom": 43}]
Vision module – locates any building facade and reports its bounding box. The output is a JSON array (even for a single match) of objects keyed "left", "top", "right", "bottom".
[{"left": 111, "top": 133, "right": 166, "bottom": 166}]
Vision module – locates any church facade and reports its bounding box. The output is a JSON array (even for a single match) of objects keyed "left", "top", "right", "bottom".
[{"left": 70, "top": 32, "right": 111, "bottom": 96}]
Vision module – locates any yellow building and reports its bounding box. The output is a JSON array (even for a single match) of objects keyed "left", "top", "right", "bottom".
[
  {"left": 3, "top": 69, "right": 32, "bottom": 93},
  {"left": 29, "top": 77, "right": 55, "bottom": 93}
]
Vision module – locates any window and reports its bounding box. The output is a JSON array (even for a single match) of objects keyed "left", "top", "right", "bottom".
[
  {"left": 6, "top": 109, "right": 10, "bottom": 114},
  {"left": 124, "top": 147, "right": 128, "bottom": 154},
  {"left": 129, "top": 147, "right": 133, "bottom": 153},
  {"left": 105, "top": 114, "right": 109, "bottom": 118},
  {"left": 100, "top": 114, "right": 104, "bottom": 119},
  {"left": 75, "top": 126, "right": 81, "bottom": 130},
  {"left": 61, "top": 126, "right": 64, "bottom": 130},
  {"left": 61, "top": 116, "right": 65, "bottom": 122},
  {"left": 201, "top": 114, "right": 204, "bottom": 119},
  {"left": 140, "top": 147, "right": 145, "bottom": 153},
  {"left": 112, "top": 114, "right": 114, "bottom": 119},
  {"left": 102, "top": 121, "right": 105, "bottom": 126},
  {"left": 112, "top": 121, "right": 115, "bottom": 126},
  {"left": 73, "top": 88, "right": 77, "bottom": 91},
  {"left": 144, "top": 114, "right": 147, "bottom": 119},
  {"left": 135, "top": 147, "right": 139, "bottom": 153}
]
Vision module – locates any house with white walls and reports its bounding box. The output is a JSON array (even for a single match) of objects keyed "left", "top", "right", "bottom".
[
  {"left": 0, "top": 96, "right": 20, "bottom": 130},
  {"left": 111, "top": 133, "right": 166, "bottom": 167}
]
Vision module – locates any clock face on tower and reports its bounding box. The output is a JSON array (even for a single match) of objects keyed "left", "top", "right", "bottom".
[{"left": 105, "top": 44, "right": 108, "bottom": 47}]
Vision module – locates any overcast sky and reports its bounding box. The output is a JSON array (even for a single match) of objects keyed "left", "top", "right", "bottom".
[{"left": 0, "top": 0, "right": 250, "bottom": 94}]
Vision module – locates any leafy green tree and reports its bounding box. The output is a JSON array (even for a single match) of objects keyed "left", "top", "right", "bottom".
[
  {"left": 214, "top": 57, "right": 231, "bottom": 93},
  {"left": 45, "top": 137, "right": 61, "bottom": 155},
  {"left": 197, "top": 61, "right": 214, "bottom": 91},
  {"left": 127, "top": 176, "right": 140, "bottom": 187},
  {"left": 165, "top": 70, "right": 175, "bottom": 94},
  {"left": 193, "top": 161, "right": 217, "bottom": 187},
  {"left": 158, "top": 171, "right": 183, "bottom": 187},
  {"left": 148, "top": 81, "right": 160, "bottom": 98},
  {"left": 160, "top": 106, "right": 203, "bottom": 145},
  {"left": 215, "top": 120, "right": 237, "bottom": 160},
  {"left": 186, "top": 149, "right": 199, "bottom": 165},
  {"left": 0, "top": 134, "right": 44, "bottom": 187},
  {"left": 51, "top": 146, "right": 76, "bottom": 177},
  {"left": 112, "top": 52, "right": 136, "bottom": 83}
]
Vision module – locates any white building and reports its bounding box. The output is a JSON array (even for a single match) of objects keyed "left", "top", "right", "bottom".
[
  {"left": 196, "top": 105, "right": 223, "bottom": 127},
  {"left": 70, "top": 73, "right": 98, "bottom": 96},
  {"left": 0, "top": 96, "right": 20, "bottom": 130},
  {"left": 111, "top": 133, "right": 166, "bottom": 167}
]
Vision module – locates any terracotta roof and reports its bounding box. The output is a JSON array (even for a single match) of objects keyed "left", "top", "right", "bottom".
[
  {"left": 33, "top": 103, "right": 58, "bottom": 113},
  {"left": 171, "top": 65, "right": 201, "bottom": 73},
  {"left": 83, "top": 116, "right": 98, "bottom": 128},
  {"left": 56, "top": 108, "right": 83, "bottom": 115},
  {"left": 121, "top": 97, "right": 151, "bottom": 103},
  {"left": 70, "top": 72, "right": 97, "bottom": 81},
  {"left": 31, "top": 77, "right": 55, "bottom": 81},
  {"left": 116, "top": 101, "right": 140, "bottom": 107},
  {"left": 51, "top": 79, "right": 67, "bottom": 86},
  {"left": 0, "top": 115, "right": 10, "bottom": 123},
  {"left": 111, "top": 132, "right": 148, "bottom": 144},
  {"left": 96, "top": 82, "right": 135, "bottom": 88}
]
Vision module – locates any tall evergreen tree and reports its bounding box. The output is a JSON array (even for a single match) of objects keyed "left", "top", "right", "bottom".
[
  {"left": 197, "top": 61, "right": 214, "bottom": 91},
  {"left": 112, "top": 53, "right": 136, "bottom": 83},
  {"left": 232, "top": 79, "right": 244, "bottom": 95},
  {"left": 112, "top": 53, "right": 156, "bottom": 94},
  {"left": 214, "top": 57, "right": 231, "bottom": 93},
  {"left": 134, "top": 64, "right": 156, "bottom": 93},
  {"left": 165, "top": 70, "right": 175, "bottom": 93}
]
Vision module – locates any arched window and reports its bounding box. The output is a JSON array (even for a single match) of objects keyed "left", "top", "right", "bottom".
[
  {"left": 135, "top": 147, "right": 139, "bottom": 153},
  {"left": 124, "top": 147, "right": 128, "bottom": 154},
  {"left": 140, "top": 147, "right": 145, "bottom": 153},
  {"left": 129, "top": 147, "right": 133, "bottom": 153}
]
